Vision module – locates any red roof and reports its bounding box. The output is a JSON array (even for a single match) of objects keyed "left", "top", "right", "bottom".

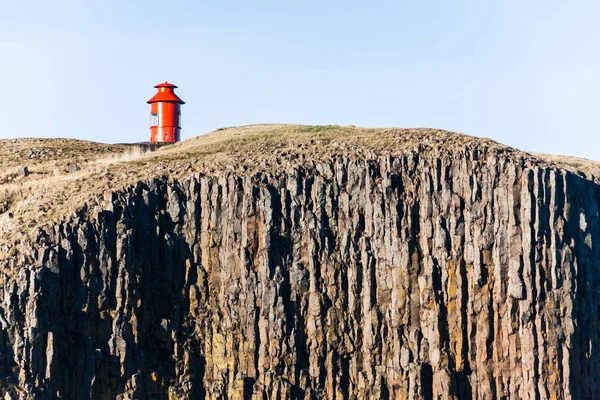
[
  {"left": 147, "top": 82, "right": 185, "bottom": 104},
  {"left": 154, "top": 82, "right": 178, "bottom": 89}
]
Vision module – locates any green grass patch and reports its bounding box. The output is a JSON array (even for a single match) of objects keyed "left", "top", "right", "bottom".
[{"left": 300, "top": 125, "right": 340, "bottom": 137}]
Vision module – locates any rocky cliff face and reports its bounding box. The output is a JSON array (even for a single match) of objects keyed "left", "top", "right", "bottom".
[{"left": 1, "top": 144, "right": 599, "bottom": 399}]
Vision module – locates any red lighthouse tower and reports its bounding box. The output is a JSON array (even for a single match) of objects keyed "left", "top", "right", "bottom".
[{"left": 147, "top": 82, "right": 185, "bottom": 143}]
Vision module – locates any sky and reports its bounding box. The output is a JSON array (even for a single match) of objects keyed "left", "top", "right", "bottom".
[{"left": 1, "top": 1, "right": 599, "bottom": 159}]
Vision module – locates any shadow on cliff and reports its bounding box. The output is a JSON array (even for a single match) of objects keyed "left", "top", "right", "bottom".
[
  {"left": 37, "top": 179, "right": 206, "bottom": 399},
  {"left": 265, "top": 184, "right": 310, "bottom": 398},
  {"left": 563, "top": 171, "right": 600, "bottom": 399}
]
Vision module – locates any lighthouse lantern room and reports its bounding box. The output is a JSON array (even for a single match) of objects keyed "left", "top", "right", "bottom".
[{"left": 147, "top": 82, "right": 185, "bottom": 143}]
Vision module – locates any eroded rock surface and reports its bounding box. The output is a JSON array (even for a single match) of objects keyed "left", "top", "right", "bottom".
[{"left": 0, "top": 146, "right": 599, "bottom": 399}]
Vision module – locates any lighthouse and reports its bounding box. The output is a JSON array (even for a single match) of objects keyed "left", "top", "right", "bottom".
[{"left": 147, "top": 82, "right": 185, "bottom": 143}]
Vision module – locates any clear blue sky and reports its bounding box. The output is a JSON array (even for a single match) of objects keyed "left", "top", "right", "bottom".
[{"left": 1, "top": 1, "right": 599, "bottom": 159}]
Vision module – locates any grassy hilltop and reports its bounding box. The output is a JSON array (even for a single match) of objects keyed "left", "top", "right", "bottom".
[{"left": 1, "top": 124, "right": 598, "bottom": 246}]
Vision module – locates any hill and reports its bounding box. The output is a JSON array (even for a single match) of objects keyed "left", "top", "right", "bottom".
[
  {"left": 1, "top": 125, "right": 599, "bottom": 399},
  {"left": 2, "top": 124, "right": 597, "bottom": 247}
]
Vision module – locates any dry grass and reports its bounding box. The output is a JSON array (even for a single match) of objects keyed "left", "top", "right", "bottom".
[
  {"left": 533, "top": 152, "right": 600, "bottom": 181},
  {"left": 1, "top": 124, "right": 598, "bottom": 249},
  {"left": 91, "top": 146, "right": 154, "bottom": 166},
  {"left": 0, "top": 138, "right": 132, "bottom": 175}
]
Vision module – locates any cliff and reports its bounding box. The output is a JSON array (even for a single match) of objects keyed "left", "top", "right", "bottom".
[{"left": 0, "top": 125, "right": 599, "bottom": 399}]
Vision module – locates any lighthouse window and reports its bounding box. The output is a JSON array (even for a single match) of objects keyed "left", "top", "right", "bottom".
[
  {"left": 150, "top": 113, "right": 159, "bottom": 126},
  {"left": 178, "top": 113, "right": 182, "bottom": 127}
]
